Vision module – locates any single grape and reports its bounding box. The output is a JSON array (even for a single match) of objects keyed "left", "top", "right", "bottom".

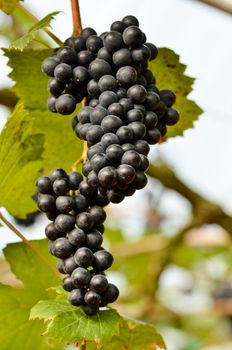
[
  {"left": 53, "top": 177, "right": 70, "bottom": 195},
  {"left": 85, "top": 229, "right": 103, "bottom": 250},
  {"left": 54, "top": 63, "right": 73, "bottom": 83},
  {"left": 69, "top": 288, "right": 85, "bottom": 306},
  {"left": 45, "top": 222, "right": 65, "bottom": 240},
  {"left": 54, "top": 214, "right": 76, "bottom": 233},
  {"left": 63, "top": 276, "right": 75, "bottom": 291},
  {"left": 53, "top": 237, "right": 74, "bottom": 259},
  {"left": 48, "top": 78, "right": 64, "bottom": 97},
  {"left": 74, "top": 247, "right": 94, "bottom": 267},
  {"left": 99, "top": 91, "right": 118, "bottom": 108},
  {"left": 68, "top": 227, "right": 86, "bottom": 247},
  {"left": 117, "top": 164, "right": 136, "bottom": 184},
  {"left": 63, "top": 257, "right": 79, "bottom": 275},
  {"left": 38, "top": 194, "right": 56, "bottom": 212},
  {"left": 122, "top": 15, "right": 139, "bottom": 27},
  {"left": 80, "top": 27, "right": 97, "bottom": 39},
  {"left": 101, "top": 283, "right": 119, "bottom": 305},
  {"left": 101, "top": 115, "right": 122, "bottom": 133},
  {"left": 73, "top": 66, "right": 90, "bottom": 85},
  {"left": 47, "top": 96, "right": 57, "bottom": 113},
  {"left": 84, "top": 290, "right": 101, "bottom": 305},
  {"left": 110, "top": 20, "right": 127, "bottom": 33},
  {"left": 116, "top": 66, "right": 137, "bottom": 86},
  {"left": 112, "top": 48, "right": 132, "bottom": 67},
  {"left": 57, "top": 46, "right": 77, "bottom": 65},
  {"left": 93, "top": 250, "right": 114, "bottom": 271},
  {"left": 36, "top": 176, "right": 53, "bottom": 194},
  {"left": 41, "top": 56, "right": 60, "bottom": 76},
  {"left": 74, "top": 194, "right": 89, "bottom": 212},
  {"left": 90, "top": 274, "right": 108, "bottom": 293},
  {"left": 71, "top": 267, "right": 91, "bottom": 288},
  {"left": 103, "top": 31, "right": 124, "bottom": 53},
  {"left": 88, "top": 59, "right": 111, "bottom": 79},
  {"left": 99, "top": 75, "right": 118, "bottom": 92},
  {"left": 56, "top": 196, "right": 75, "bottom": 213},
  {"left": 98, "top": 166, "right": 118, "bottom": 188},
  {"left": 76, "top": 212, "right": 94, "bottom": 231},
  {"left": 86, "top": 35, "right": 103, "bottom": 53},
  {"left": 56, "top": 94, "right": 76, "bottom": 115},
  {"left": 68, "top": 171, "right": 83, "bottom": 190},
  {"left": 122, "top": 26, "right": 144, "bottom": 48}
]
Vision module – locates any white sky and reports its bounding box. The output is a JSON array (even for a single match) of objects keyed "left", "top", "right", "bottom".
[{"left": 0, "top": 0, "right": 232, "bottom": 247}]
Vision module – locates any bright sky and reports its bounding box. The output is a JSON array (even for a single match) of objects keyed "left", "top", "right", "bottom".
[{"left": 0, "top": 0, "right": 232, "bottom": 247}]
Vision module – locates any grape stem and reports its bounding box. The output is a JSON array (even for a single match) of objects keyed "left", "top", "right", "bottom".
[
  {"left": 15, "top": 3, "right": 63, "bottom": 46},
  {"left": 71, "top": 0, "right": 83, "bottom": 36},
  {"left": 0, "top": 211, "right": 59, "bottom": 277}
]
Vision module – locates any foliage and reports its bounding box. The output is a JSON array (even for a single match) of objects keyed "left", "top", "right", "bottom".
[
  {"left": 149, "top": 48, "right": 203, "bottom": 138},
  {"left": 10, "top": 12, "right": 61, "bottom": 51},
  {"left": 31, "top": 299, "right": 166, "bottom": 349},
  {"left": 0, "top": 239, "right": 63, "bottom": 350}
]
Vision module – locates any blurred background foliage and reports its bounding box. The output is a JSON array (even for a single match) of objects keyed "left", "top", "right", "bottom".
[{"left": 0, "top": 2, "right": 232, "bottom": 350}]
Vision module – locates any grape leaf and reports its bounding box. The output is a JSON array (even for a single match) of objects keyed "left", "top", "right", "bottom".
[
  {"left": 108, "top": 319, "right": 166, "bottom": 350},
  {"left": 149, "top": 48, "right": 203, "bottom": 138},
  {"left": 0, "top": 239, "right": 63, "bottom": 350},
  {"left": 0, "top": 102, "right": 83, "bottom": 218},
  {"left": 0, "top": 0, "right": 23, "bottom": 14},
  {"left": 10, "top": 12, "right": 60, "bottom": 51},
  {"left": 31, "top": 300, "right": 166, "bottom": 349},
  {"left": 0, "top": 102, "right": 44, "bottom": 217},
  {"left": 5, "top": 49, "right": 53, "bottom": 110},
  {"left": 31, "top": 300, "right": 123, "bottom": 348}
]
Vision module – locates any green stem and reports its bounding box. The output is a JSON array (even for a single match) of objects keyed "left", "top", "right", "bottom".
[
  {"left": 15, "top": 3, "right": 63, "bottom": 46},
  {"left": 0, "top": 211, "right": 59, "bottom": 277}
]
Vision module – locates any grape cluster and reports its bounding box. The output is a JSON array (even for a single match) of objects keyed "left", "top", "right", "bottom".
[
  {"left": 36, "top": 168, "right": 119, "bottom": 315},
  {"left": 39, "top": 15, "right": 180, "bottom": 315}
]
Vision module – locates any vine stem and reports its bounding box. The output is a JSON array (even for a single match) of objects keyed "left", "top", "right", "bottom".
[
  {"left": 15, "top": 3, "right": 63, "bottom": 46},
  {"left": 0, "top": 211, "right": 59, "bottom": 277},
  {"left": 71, "top": 0, "right": 83, "bottom": 36}
]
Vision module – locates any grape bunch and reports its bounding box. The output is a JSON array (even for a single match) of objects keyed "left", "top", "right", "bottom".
[
  {"left": 36, "top": 168, "right": 119, "bottom": 315},
  {"left": 38, "top": 15, "right": 180, "bottom": 315}
]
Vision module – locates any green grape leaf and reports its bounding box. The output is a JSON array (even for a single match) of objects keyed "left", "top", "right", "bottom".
[
  {"left": 0, "top": 102, "right": 83, "bottom": 218},
  {"left": 31, "top": 300, "right": 166, "bottom": 349},
  {"left": 5, "top": 49, "right": 53, "bottom": 110},
  {"left": 0, "top": 239, "right": 63, "bottom": 350},
  {"left": 149, "top": 48, "right": 203, "bottom": 138},
  {"left": 0, "top": 102, "right": 44, "bottom": 217},
  {"left": 0, "top": 0, "right": 23, "bottom": 14},
  {"left": 31, "top": 299, "right": 123, "bottom": 348},
  {"left": 108, "top": 319, "right": 166, "bottom": 350},
  {"left": 10, "top": 11, "right": 60, "bottom": 51}
]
